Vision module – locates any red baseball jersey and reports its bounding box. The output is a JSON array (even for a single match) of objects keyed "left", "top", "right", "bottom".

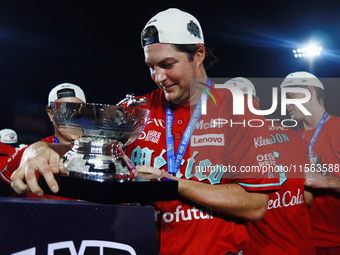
[
  {"left": 299, "top": 116, "right": 340, "bottom": 251},
  {"left": 244, "top": 123, "right": 315, "bottom": 255},
  {"left": 125, "top": 86, "right": 282, "bottom": 254}
]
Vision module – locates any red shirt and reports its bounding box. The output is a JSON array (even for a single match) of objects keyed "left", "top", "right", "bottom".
[
  {"left": 299, "top": 116, "right": 340, "bottom": 250},
  {"left": 245, "top": 123, "right": 315, "bottom": 255},
  {"left": 125, "top": 87, "right": 282, "bottom": 254}
]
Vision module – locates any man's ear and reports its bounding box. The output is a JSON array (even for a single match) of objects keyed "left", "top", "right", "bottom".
[
  {"left": 47, "top": 109, "right": 54, "bottom": 122},
  {"left": 195, "top": 43, "right": 206, "bottom": 66},
  {"left": 306, "top": 86, "right": 314, "bottom": 102}
]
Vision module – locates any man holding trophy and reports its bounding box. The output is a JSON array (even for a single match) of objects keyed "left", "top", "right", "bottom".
[{"left": 9, "top": 8, "right": 282, "bottom": 254}]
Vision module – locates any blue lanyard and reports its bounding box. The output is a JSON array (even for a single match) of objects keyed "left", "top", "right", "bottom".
[
  {"left": 302, "top": 111, "right": 329, "bottom": 158},
  {"left": 166, "top": 78, "right": 212, "bottom": 175},
  {"left": 54, "top": 135, "right": 60, "bottom": 144}
]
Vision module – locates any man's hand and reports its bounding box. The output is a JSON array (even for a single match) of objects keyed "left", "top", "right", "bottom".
[
  {"left": 10, "top": 142, "right": 68, "bottom": 196},
  {"left": 136, "top": 165, "right": 268, "bottom": 221},
  {"left": 304, "top": 170, "right": 340, "bottom": 192},
  {"left": 304, "top": 171, "right": 328, "bottom": 188},
  {"left": 136, "top": 165, "right": 173, "bottom": 180}
]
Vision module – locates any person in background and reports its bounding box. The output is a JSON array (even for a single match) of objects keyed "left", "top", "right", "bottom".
[
  {"left": 0, "top": 83, "right": 86, "bottom": 198},
  {"left": 281, "top": 71, "right": 340, "bottom": 255},
  {"left": 0, "top": 128, "right": 21, "bottom": 196},
  {"left": 227, "top": 77, "right": 315, "bottom": 254},
  {"left": 46, "top": 83, "right": 86, "bottom": 144},
  {"left": 0, "top": 129, "right": 18, "bottom": 167}
]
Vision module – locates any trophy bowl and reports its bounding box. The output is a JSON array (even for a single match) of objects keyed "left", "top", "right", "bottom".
[{"left": 50, "top": 101, "right": 150, "bottom": 183}]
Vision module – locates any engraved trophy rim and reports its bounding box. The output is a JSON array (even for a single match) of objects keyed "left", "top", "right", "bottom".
[{"left": 50, "top": 101, "right": 150, "bottom": 147}]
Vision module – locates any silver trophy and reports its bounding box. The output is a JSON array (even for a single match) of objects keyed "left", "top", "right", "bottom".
[{"left": 50, "top": 100, "right": 150, "bottom": 182}]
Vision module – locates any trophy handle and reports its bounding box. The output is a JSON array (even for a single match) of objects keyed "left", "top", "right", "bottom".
[
  {"left": 118, "top": 147, "right": 138, "bottom": 181},
  {"left": 116, "top": 93, "right": 148, "bottom": 107}
]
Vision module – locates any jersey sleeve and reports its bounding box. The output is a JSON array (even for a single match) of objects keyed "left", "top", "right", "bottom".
[
  {"left": 0, "top": 136, "right": 55, "bottom": 185},
  {"left": 0, "top": 147, "right": 26, "bottom": 184}
]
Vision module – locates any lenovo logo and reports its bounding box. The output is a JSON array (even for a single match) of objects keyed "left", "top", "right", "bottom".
[{"left": 191, "top": 134, "right": 225, "bottom": 147}]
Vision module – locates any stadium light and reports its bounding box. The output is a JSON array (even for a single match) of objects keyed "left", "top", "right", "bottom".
[{"left": 293, "top": 45, "right": 322, "bottom": 58}]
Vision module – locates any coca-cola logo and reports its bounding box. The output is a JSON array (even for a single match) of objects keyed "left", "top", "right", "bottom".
[{"left": 268, "top": 188, "right": 304, "bottom": 210}]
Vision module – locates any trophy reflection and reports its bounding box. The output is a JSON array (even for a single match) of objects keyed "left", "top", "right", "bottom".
[{"left": 50, "top": 101, "right": 150, "bottom": 182}]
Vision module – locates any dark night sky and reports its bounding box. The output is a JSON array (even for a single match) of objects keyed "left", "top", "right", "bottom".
[{"left": 1, "top": 0, "right": 340, "bottom": 142}]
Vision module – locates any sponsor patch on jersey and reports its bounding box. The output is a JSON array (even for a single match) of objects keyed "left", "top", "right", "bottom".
[
  {"left": 191, "top": 134, "right": 225, "bottom": 147},
  {"left": 145, "top": 130, "right": 161, "bottom": 144},
  {"left": 254, "top": 136, "right": 272, "bottom": 148}
]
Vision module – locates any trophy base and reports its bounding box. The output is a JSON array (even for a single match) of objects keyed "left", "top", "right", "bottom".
[
  {"left": 66, "top": 170, "right": 133, "bottom": 182},
  {"left": 62, "top": 149, "right": 134, "bottom": 182},
  {"left": 38, "top": 174, "right": 178, "bottom": 204}
]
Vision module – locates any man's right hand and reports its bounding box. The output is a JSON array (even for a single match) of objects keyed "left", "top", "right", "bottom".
[{"left": 10, "top": 141, "right": 70, "bottom": 196}]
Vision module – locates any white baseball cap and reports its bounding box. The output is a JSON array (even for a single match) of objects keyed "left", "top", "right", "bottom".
[
  {"left": 48, "top": 83, "right": 86, "bottom": 106},
  {"left": 0, "top": 128, "right": 18, "bottom": 144},
  {"left": 280, "top": 71, "right": 324, "bottom": 89},
  {"left": 141, "top": 8, "right": 204, "bottom": 47},
  {"left": 224, "top": 77, "right": 256, "bottom": 97}
]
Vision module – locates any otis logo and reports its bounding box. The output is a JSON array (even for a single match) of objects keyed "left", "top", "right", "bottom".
[{"left": 191, "top": 134, "right": 225, "bottom": 147}]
